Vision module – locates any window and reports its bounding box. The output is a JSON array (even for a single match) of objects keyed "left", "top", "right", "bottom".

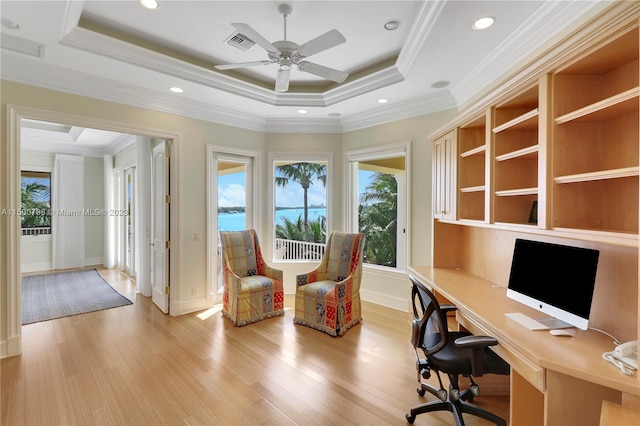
[
  {"left": 271, "top": 154, "right": 331, "bottom": 261},
  {"left": 20, "top": 171, "right": 52, "bottom": 235},
  {"left": 347, "top": 142, "right": 409, "bottom": 271}
]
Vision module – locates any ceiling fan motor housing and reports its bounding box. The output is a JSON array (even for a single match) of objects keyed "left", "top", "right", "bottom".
[{"left": 269, "top": 40, "right": 303, "bottom": 66}]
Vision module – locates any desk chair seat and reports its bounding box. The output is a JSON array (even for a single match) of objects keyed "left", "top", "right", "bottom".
[{"left": 406, "top": 276, "right": 510, "bottom": 426}]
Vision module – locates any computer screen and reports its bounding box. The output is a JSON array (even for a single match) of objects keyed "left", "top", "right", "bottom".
[{"left": 506, "top": 238, "right": 599, "bottom": 330}]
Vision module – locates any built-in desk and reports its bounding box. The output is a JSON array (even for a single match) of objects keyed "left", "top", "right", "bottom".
[{"left": 409, "top": 266, "right": 640, "bottom": 426}]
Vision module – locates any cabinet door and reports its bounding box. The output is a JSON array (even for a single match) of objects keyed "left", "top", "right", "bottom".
[{"left": 433, "top": 131, "right": 456, "bottom": 220}]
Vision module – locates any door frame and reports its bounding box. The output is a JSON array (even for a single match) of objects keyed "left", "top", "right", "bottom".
[
  {"left": 206, "top": 144, "right": 260, "bottom": 307},
  {"left": 3, "top": 105, "right": 180, "bottom": 358}
]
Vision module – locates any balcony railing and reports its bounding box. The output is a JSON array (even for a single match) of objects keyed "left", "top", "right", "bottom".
[
  {"left": 274, "top": 238, "right": 325, "bottom": 261},
  {"left": 21, "top": 227, "right": 51, "bottom": 236}
]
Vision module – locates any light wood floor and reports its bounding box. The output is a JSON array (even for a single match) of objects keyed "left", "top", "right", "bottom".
[{"left": 2, "top": 268, "right": 509, "bottom": 425}]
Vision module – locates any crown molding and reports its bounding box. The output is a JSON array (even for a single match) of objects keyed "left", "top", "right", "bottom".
[
  {"left": 340, "top": 89, "right": 458, "bottom": 132},
  {"left": 395, "top": 0, "right": 446, "bottom": 74},
  {"left": 59, "top": 21, "right": 412, "bottom": 109},
  {"left": 451, "top": 0, "right": 608, "bottom": 108}
]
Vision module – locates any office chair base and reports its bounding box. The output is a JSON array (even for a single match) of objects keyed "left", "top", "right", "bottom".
[{"left": 406, "top": 395, "right": 506, "bottom": 426}]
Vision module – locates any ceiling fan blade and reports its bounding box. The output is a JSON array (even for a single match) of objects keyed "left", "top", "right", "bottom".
[
  {"left": 297, "top": 29, "right": 346, "bottom": 58},
  {"left": 298, "top": 61, "right": 348, "bottom": 83},
  {"left": 275, "top": 67, "right": 291, "bottom": 93},
  {"left": 231, "top": 23, "right": 279, "bottom": 54},
  {"left": 215, "top": 60, "right": 273, "bottom": 70}
]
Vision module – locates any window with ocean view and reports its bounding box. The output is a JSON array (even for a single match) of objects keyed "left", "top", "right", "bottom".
[
  {"left": 272, "top": 157, "right": 329, "bottom": 261},
  {"left": 346, "top": 142, "right": 408, "bottom": 272}
]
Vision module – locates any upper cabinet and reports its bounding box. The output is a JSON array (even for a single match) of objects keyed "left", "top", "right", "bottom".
[
  {"left": 429, "top": 3, "right": 639, "bottom": 247},
  {"left": 433, "top": 130, "right": 457, "bottom": 221}
]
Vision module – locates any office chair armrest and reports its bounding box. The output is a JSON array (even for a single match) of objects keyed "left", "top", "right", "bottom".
[
  {"left": 455, "top": 335, "right": 499, "bottom": 377},
  {"left": 454, "top": 335, "right": 498, "bottom": 349},
  {"left": 440, "top": 304, "right": 457, "bottom": 315}
]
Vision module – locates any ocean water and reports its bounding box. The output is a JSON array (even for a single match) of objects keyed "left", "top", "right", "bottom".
[{"left": 218, "top": 207, "right": 326, "bottom": 231}]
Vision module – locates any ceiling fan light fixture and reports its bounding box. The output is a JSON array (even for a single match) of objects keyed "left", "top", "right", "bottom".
[{"left": 216, "top": 4, "right": 349, "bottom": 93}]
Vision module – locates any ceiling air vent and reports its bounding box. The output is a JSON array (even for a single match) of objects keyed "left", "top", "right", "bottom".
[{"left": 224, "top": 32, "right": 255, "bottom": 51}]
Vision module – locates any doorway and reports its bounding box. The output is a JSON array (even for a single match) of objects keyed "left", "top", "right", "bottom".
[
  {"left": 123, "top": 167, "right": 136, "bottom": 278},
  {"left": 207, "top": 145, "right": 259, "bottom": 306},
  {"left": 5, "top": 105, "right": 179, "bottom": 357}
]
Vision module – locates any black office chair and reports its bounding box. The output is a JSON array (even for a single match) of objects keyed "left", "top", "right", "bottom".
[{"left": 406, "top": 276, "right": 510, "bottom": 426}]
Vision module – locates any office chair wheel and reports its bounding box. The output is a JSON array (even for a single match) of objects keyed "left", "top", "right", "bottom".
[
  {"left": 406, "top": 413, "right": 415, "bottom": 424},
  {"left": 449, "top": 386, "right": 460, "bottom": 401},
  {"left": 437, "top": 388, "right": 447, "bottom": 401},
  {"left": 417, "top": 387, "right": 426, "bottom": 397},
  {"left": 470, "top": 384, "right": 480, "bottom": 397}
]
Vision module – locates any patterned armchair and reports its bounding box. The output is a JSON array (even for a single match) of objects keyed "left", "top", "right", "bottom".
[
  {"left": 219, "top": 229, "right": 284, "bottom": 326},
  {"left": 293, "top": 231, "right": 365, "bottom": 336}
]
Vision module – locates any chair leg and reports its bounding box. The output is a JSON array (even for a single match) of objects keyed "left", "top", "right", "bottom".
[
  {"left": 459, "top": 402, "right": 506, "bottom": 426},
  {"left": 406, "top": 400, "right": 463, "bottom": 426}
]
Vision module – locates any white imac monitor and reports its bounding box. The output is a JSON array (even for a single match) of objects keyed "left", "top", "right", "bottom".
[{"left": 506, "top": 239, "right": 599, "bottom": 330}]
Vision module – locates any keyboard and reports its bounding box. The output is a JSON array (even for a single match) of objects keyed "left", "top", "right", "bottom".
[{"left": 505, "top": 312, "right": 549, "bottom": 330}]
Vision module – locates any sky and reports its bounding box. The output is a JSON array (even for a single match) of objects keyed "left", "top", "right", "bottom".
[{"left": 217, "top": 169, "right": 374, "bottom": 208}]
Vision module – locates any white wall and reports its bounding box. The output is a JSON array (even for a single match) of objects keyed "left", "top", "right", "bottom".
[{"left": 20, "top": 151, "right": 105, "bottom": 272}]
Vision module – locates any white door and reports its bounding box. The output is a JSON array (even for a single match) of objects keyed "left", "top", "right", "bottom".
[
  {"left": 124, "top": 167, "right": 136, "bottom": 277},
  {"left": 151, "top": 141, "right": 170, "bottom": 313}
]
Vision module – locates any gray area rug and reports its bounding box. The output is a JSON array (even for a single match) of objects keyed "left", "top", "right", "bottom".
[{"left": 22, "top": 269, "right": 133, "bottom": 324}]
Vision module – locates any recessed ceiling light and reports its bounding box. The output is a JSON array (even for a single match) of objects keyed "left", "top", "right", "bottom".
[
  {"left": 169, "top": 86, "right": 183, "bottom": 93},
  {"left": 297, "top": 109, "right": 308, "bottom": 114},
  {"left": 384, "top": 19, "right": 401, "bottom": 31},
  {"left": 431, "top": 80, "right": 450, "bottom": 89},
  {"left": 473, "top": 16, "right": 495, "bottom": 30},
  {"left": 1, "top": 18, "right": 20, "bottom": 30},
  {"left": 140, "top": 0, "right": 159, "bottom": 10},
  {"left": 377, "top": 98, "right": 389, "bottom": 104}
]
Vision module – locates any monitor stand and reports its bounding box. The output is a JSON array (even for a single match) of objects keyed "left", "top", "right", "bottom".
[{"left": 537, "top": 317, "right": 572, "bottom": 330}]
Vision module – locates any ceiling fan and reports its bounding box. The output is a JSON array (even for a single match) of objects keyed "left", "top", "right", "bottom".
[{"left": 215, "top": 4, "right": 349, "bottom": 93}]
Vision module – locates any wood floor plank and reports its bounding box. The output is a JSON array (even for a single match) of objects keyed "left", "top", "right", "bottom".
[{"left": 1, "top": 267, "right": 510, "bottom": 425}]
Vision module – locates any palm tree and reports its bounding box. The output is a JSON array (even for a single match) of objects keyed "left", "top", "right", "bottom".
[
  {"left": 275, "top": 162, "right": 326, "bottom": 241},
  {"left": 275, "top": 215, "right": 326, "bottom": 259},
  {"left": 359, "top": 172, "right": 397, "bottom": 267},
  {"left": 21, "top": 180, "right": 51, "bottom": 228}
]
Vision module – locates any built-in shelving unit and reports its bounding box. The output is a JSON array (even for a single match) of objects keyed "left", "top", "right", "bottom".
[
  {"left": 492, "top": 85, "right": 539, "bottom": 226},
  {"left": 551, "top": 26, "right": 639, "bottom": 235},
  {"left": 427, "top": 4, "right": 640, "bottom": 418},
  {"left": 457, "top": 114, "right": 487, "bottom": 221}
]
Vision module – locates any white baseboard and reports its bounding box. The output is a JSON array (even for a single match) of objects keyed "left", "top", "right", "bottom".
[
  {"left": 361, "top": 289, "right": 409, "bottom": 312},
  {"left": 174, "top": 296, "right": 208, "bottom": 316},
  {"left": 85, "top": 257, "right": 104, "bottom": 267},
  {"left": 0, "top": 335, "right": 22, "bottom": 359},
  {"left": 20, "top": 262, "right": 52, "bottom": 273}
]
